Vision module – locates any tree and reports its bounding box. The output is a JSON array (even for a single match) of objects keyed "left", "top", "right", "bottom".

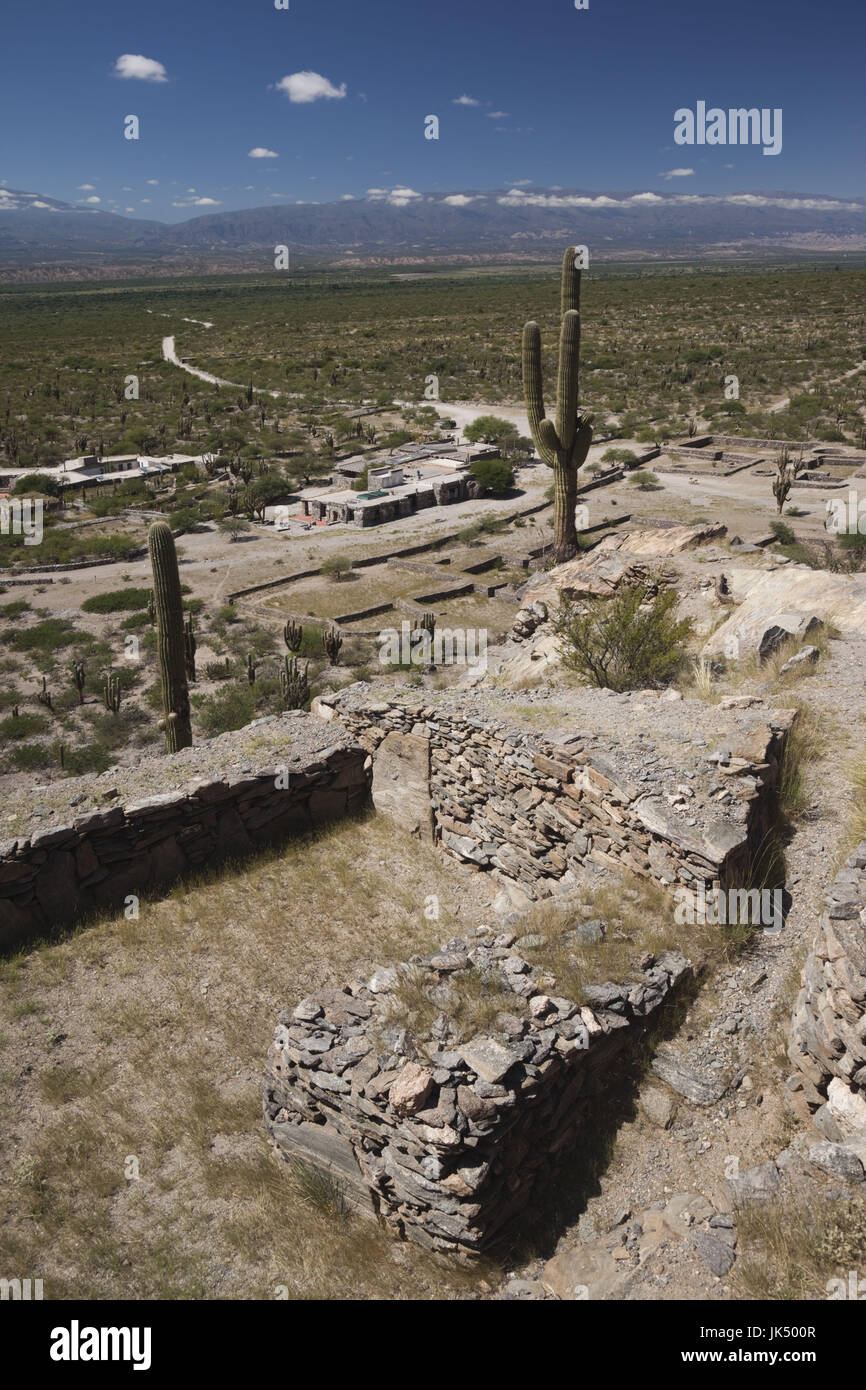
[
  {"left": 12, "top": 472, "right": 63, "bottom": 499},
  {"left": 470, "top": 458, "right": 515, "bottom": 494},
  {"left": 523, "top": 247, "right": 594, "bottom": 564},
  {"left": 464, "top": 415, "right": 518, "bottom": 449},
  {"left": 219, "top": 516, "right": 250, "bottom": 543},
  {"left": 246, "top": 471, "right": 291, "bottom": 521}
]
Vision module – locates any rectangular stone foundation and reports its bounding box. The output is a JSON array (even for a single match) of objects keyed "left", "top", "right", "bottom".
[{"left": 264, "top": 936, "right": 691, "bottom": 1255}]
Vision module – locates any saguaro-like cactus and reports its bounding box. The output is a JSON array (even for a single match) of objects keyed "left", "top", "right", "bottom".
[
  {"left": 37, "top": 677, "right": 53, "bottom": 711},
  {"left": 247, "top": 652, "right": 257, "bottom": 685},
  {"left": 522, "top": 246, "right": 594, "bottom": 563},
  {"left": 413, "top": 610, "right": 436, "bottom": 636},
  {"left": 71, "top": 661, "right": 86, "bottom": 705},
  {"left": 321, "top": 626, "right": 343, "bottom": 664},
  {"left": 280, "top": 655, "right": 309, "bottom": 710},
  {"left": 283, "top": 619, "right": 303, "bottom": 653},
  {"left": 148, "top": 520, "right": 192, "bottom": 753}
]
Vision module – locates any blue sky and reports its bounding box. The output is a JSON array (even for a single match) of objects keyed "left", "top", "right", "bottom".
[{"left": 1, "top": 0, "right": 863, "bottom": 222}]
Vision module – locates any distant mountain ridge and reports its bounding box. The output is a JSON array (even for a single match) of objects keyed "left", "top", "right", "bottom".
[{"left": 1, "top": 184, "right": 864, "bottom": 274}]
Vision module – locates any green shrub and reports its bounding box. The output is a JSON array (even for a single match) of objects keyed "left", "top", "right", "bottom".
[
  {"left": 192, "top": 682, "right": 258, "bottom": 737},
  {"left": 0, "top": 600, "right": 30, "bottom": 619},
  {"left": 0, "top": 712, "right": 47, "bottom": 739},
  {"left": 554, "top": 584, "right": 692, "bottom": 692},
  {"left": 81, "top": 587, "right": 152, "bottom": 614},
  {"left": 627, "top": 470, "right": 661, "bottom": 490},
  {"left": 3, "top": 619, "right": 77, "bottom": 652},
  {"left": 770, "top": 520, "right": 796, "bottom": 546},
  {"left": 321, "top": 555, "right": 353, "bottom": 582}
]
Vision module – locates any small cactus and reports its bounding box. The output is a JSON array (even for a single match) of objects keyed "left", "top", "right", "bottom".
[
  {"left": 247, "top": 652, "right": 257, "bottom": 685},
  {"left": 321, "top": 626, "right": 343, "bottom": 664},
  {"left": 71, "top": 661, "right": 86, "bottom": 705},
  {"left": 413, "top": 610, "right": 436, "bottom": 636},
  {"left": 283, "top": 618, "right": 303, "bottom": 653},
  {"left": 11, "top": 704, "right": 19, "bottom": 718},
  {"left": 103, "top": 671, "right": 122, "bottom": 713},
  {"left": 183, "top": 613, "right": 197, "bottom": 683},
  {"left": 280, "top": 655, "right": 309, "bottom": 710},
  {"left": 36, "top": 677, "right": 53, "bottom": 711},
  {"left": 58, "top": 743, "right": 66, "bottom": 770}
]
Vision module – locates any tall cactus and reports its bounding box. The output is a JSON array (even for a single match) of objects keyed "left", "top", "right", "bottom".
[
  {"left": 71, "top": 661, "right": 86, "bottom": 705},
  {"left": 321, "top": 626, "right": 343, "bottom": 664},
  {"left": 283, "top": 618, "right": 303, "bottom": 653},
  {"left": 522, "top": 246, "right": 594, "bottom": 563},
  {"left": 147, "top": 521, "right": 192, "bottom": 753},
  {"left": 280, "top": 655, "right": 309, "bottom": 710}
]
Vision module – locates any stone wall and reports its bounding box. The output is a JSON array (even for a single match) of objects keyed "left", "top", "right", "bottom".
[
  {"left": 314, "top": 686, "right": 795, "bottom": 908},
  {"left": 788, "top": 845, "right": 866, "bottom": 1113},
  {"left": 263, "top": 928, "right": 691, "bottom": 1254},
  {"left": 0, "top": 713, "right": 370, "bottom": 949}
]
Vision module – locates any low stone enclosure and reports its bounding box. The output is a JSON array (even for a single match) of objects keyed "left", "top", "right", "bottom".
[
  {"left": 313, "top": 684, "right": 797, "bottom": 907},
  {"left": 789, "top": 845, "right": 866, "bottom": 1121},
  {"left": 264, "top": 932, "right": 692, "bottom": 1255},
  {"left": 0, "top": 713, "right": 370, "bottom": 949}
]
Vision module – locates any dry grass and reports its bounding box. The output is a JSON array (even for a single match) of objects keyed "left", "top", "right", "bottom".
[
  {"left": 0, "top": 813, "right": 491, "bottom": 1301},
  {"left": 735, "top": 1191, "right": 866, "bottom": 1300}
]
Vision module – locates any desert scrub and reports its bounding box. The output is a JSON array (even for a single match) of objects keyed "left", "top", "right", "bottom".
[
  {"left": 554, "top": 583, "right": 692, "bottom": 692},
  {"left": 735, "top": 1192, "right": 866, "bottom": 1300},
  {"left": 81, "top": 587, "right": 153, "bottom": 614}
]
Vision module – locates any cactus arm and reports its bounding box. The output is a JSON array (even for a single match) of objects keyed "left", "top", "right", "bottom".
[
  {"left": 561, "top": 246, "right": 581, "bottom": 317},
  {"left": 522, "top": 321, "right": 558, "bottom": 466},
  {"left": 556, "top": 309, "right": 581, "bottom": 453}
]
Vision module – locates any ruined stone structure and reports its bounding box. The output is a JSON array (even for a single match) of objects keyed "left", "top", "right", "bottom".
[
  {"left": 264, "top": 929, "right": 692, "bottom": 1254},
  {"left": 0, "top": 713, "right": 370, "bottom": 948},
  {"left": 302, "top": 474, "right": 480, "bottom": 527},
  {"left": 314, "top": 685, "right": 796, "bottom": 907},
  {"left": 789, "top": 844, "right": 866, "bottom": 1111}
]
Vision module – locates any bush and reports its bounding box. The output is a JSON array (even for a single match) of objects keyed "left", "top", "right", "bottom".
[
  {"left": 81, "top": 587, "right": 152, "bottom": 614},
  {"left": 770, "top": 520, "right": 796, "bottom": 546},
  {"left": 628, "top": 470, "right": 661, "bottom": 490},
  {"left": 600, "top": 448, "right": 638, "bottom": 465},
  {"left": 3, "top": 618, "right": 78, "bottom": 652},
  {"left": 0, "top": 712, "right": 47, "bottom": 739},
  {"left": 470, "top": 458, "right": 515, "bottom": 494},
  {"left": 554, "top": 584, "right": 692, "bottom": 692},
  {"left": 321, "top": 555, "right": 353, "bottom": 582},
  {"left": 192, "top": 682, "right": 258, "bottom": 737}
]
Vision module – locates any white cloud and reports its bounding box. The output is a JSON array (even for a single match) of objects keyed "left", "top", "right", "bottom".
[
  {"left": 85, "top": 196, "right": 101, "bottom": 204},
  {"left": 510, "top": 179, "right": 533, "bottom": 186},
  {"left": 340, "top": 193, "right": 355, "bottom": 200},
  {"left": 276, "top": 71, "right": 346, "bottom": 103},
  {"left": 367, "top": 186, "right": 422, "bottom": 207},
  {"left": 147, "top": 179, "right": 158, "bottom": 186},
  {"left": 453, "top": 94, "right": 481, "bottom": 106},
  {"left": 125, "top": 207, "right": 135, "bottom": 213},
  {"left": 497, "top": 189, "right": 862, "bottom": 213},
  {"left": 659, "top": 167, "right": 694, "bottom": 180},
  {"left": 186, "top": 188, "right": 196, "bottom": 194},
  {"left": 141, "top": 199, "right": 151, "bottom": 204},
  {"left": 32, "top": 201, "right": 51, "bottom": 208},
  {"left": 442, "top": 194, "right": 478, "bottom": 206},
  {"left": 487, "top": 111, "right": 509, "bottom": 119},
  {"left": 249, "top": 147, "right": 278, "bottom": 159},
  {"left": 122, "top": 186, "right": 132, "bottom": 192},
  {"left": 114, "top": 54, "right": 167, "bottom": 83},
  {"left": 77, "top": 183, "right": 95, "bottom": 191},
  {"left": 171, "top": 196, "right": 222, "bottom": 207}
]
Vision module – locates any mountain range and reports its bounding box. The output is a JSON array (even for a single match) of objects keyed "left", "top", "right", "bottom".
[{"left": 1, "top": 184, "right": 864, "bottom": 279}]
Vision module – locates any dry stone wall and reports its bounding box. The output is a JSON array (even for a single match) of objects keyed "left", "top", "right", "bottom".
[
  {"left": 314, "top": 686, "right": 795, "bottom": 906},
  {"left": 0, "top": 712, "right": 370, "bottom": 948},
  {"left": 789, "top": 844, "right": 866, "bottom": 1112},
  {"left": 264, "top": 929, "right": 692, "bottom": 1254}
]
